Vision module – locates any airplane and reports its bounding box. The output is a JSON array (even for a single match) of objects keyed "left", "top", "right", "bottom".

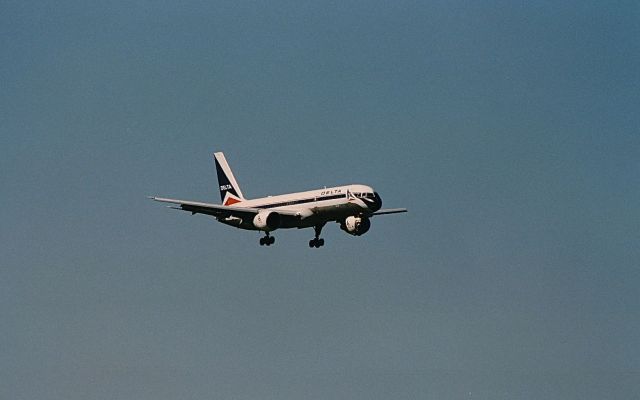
[{"left": 150, "top": 152, "right": 407, "bottom": 248}]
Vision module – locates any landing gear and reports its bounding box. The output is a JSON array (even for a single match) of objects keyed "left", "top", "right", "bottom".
[
  {"left": 259, "top": 233, "right": 275, "bottom": 246},
  {"left": 308, "top": 238, "right": 325, "bottom": 248},
  {"left": 308, "top": 224, "right": 325, "bottom": 248}
]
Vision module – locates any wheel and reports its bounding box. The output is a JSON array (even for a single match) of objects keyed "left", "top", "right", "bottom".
[
  {"left": 309, "top": 239, "right": 315, "bottom": 248},
  {"left": 259, "top": 237, "right": 265, "bottom": 246},
  {"left": 318, "top": 238, "right": 325, "bottom": 247},
  {"left": 268, "top": 236, "right": 275, "bottom": 245}
]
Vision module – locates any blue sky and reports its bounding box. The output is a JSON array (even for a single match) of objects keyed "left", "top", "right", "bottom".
[{"left": 1, "top": 1, "right": 639, "bottom": 399}]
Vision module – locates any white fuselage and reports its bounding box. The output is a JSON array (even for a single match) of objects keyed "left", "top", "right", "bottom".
[{"left": 219, "top": 184, "right": 381, "bottom": 230}]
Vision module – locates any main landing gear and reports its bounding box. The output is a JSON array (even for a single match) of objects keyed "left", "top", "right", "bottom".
[
  {"left": 259, "top": 233, "right": 275, "bottom": 246},
  {"left": 308, "top": 224, "right": 325, "bottom": 248}
]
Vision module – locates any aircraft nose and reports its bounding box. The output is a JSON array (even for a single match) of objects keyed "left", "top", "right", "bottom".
[{"left": 372, "top": 192, "right": 382, "bottom": 212}]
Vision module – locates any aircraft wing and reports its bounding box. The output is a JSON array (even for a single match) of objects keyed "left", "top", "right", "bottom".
[
  {"left": 372, "top": 208, "right": 408, "bottom": 216},
  {"left": 149, "top": 197, "right": 300, "bottom": 220}
]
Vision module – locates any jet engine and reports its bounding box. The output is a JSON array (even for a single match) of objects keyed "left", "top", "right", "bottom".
[
  {"left": 340, "top": 216, "right": 371, "bottom": 236},
  {"left": 253, "top": 211, "right": 281, "bottom": 231}
]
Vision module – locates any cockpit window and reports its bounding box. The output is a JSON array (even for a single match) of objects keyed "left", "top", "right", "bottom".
[{"left": 352, "top": 192, "right": 375, "bottom": 198}]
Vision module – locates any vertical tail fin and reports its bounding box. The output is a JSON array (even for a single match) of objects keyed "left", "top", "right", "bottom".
[{"left": 214, "top": 152, "right": 246, "bottom": 206}]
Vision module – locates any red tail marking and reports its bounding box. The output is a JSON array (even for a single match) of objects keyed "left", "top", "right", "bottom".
[{"left": 224, "top": 197, "right": 241, "bottom": 206}]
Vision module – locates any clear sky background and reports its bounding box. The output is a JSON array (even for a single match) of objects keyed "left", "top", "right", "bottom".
[{"left": 1, "top": 1, "right": 639, "bottom": 399}]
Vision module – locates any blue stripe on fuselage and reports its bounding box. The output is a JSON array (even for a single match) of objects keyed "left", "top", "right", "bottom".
[{"left": 254, "top": 193, "right": 345, "bottom": 209}]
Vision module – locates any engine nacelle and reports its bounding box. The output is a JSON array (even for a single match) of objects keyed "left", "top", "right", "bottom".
[
  {"left": 340, "top": 216, "right": 371, "bottom": 236},
  {"left": 253, "top": 211, "right": 281, "bottom": 231}
]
